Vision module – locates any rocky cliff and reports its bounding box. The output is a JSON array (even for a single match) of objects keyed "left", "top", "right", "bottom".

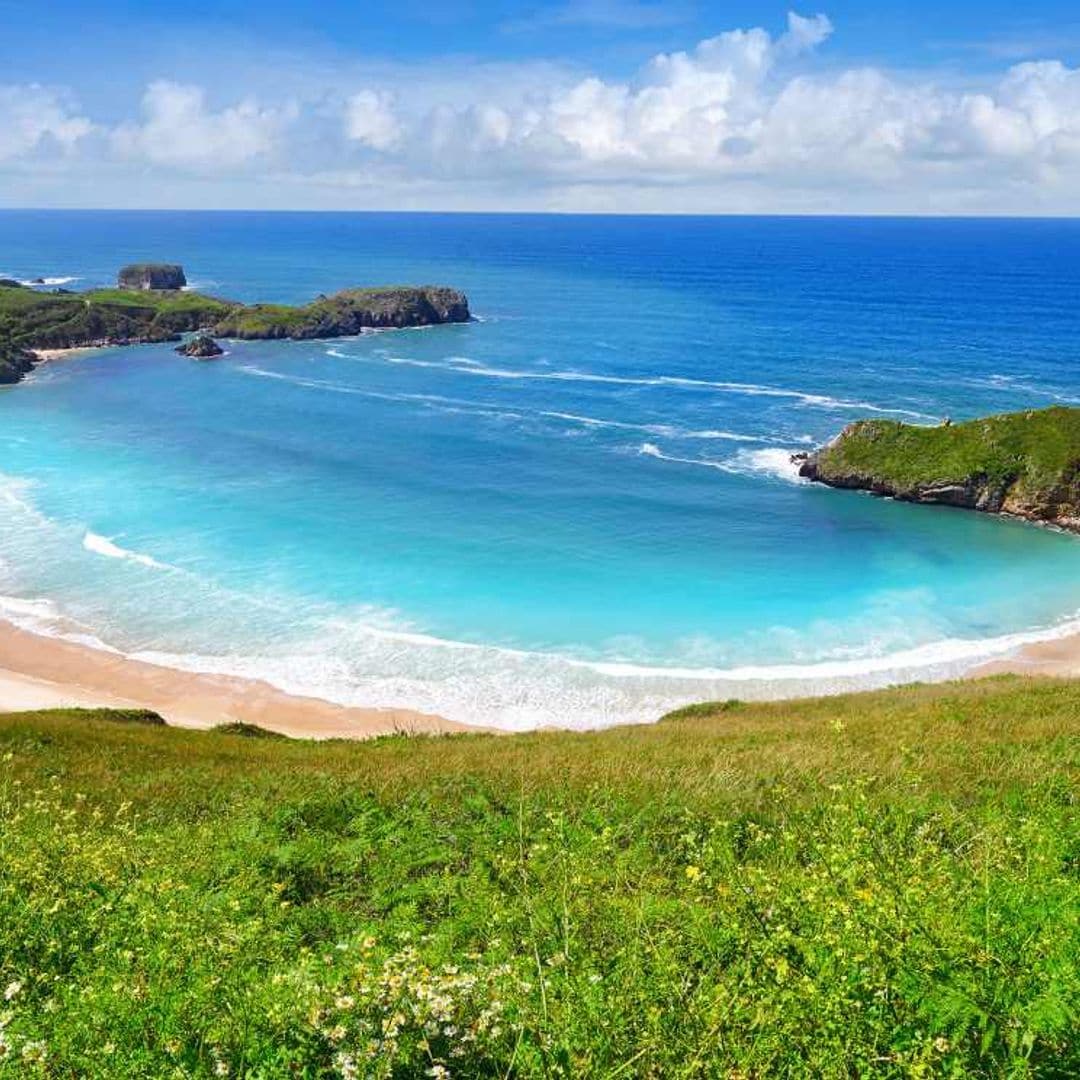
[{"left": 796, "top": 407, "right": 1080, "bottom": 533}]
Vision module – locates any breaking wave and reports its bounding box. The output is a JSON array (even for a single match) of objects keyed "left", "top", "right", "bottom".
[{"left": 82, "top": 532, "right": 175, "bottom": 571}]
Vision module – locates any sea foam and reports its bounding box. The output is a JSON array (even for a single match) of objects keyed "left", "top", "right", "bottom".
[{"left": 82, "top": 532, "right": 174, "bottom": 571}]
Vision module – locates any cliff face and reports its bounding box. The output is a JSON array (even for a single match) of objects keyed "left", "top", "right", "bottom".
[
  {"left": 796, "top": 407, "right": 1080, "bottom": 533},
  {"left": 118, "top": 264, "right": 188, "bottom": 290}
]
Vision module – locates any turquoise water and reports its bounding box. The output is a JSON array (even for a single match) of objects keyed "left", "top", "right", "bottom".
[{"left": 2, "top": 212, "right": 1080, "bottom": 728}]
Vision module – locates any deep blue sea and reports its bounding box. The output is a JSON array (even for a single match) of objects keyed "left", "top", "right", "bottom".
[{"left": 2, "top": 211, "right": 1079, "bottom": 728}]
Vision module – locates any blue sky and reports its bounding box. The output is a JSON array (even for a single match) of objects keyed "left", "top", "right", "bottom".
[{"left": 3, "top": 2, "right": 1080, "bottom": 212}]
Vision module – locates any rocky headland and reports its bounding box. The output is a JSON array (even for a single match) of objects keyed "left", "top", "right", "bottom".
[
  {"left": 0, "top": 267, "right": 471, "bottom": 385},
  {"left": 795, "top": 406, "right": 1080, "bottom": 533}
]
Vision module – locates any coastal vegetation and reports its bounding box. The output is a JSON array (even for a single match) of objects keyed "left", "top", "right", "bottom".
[
  {"left": 798, "top": 406, "right": 1080, "bottom": 532},
  {"left": 0, "top": 276, "right": 470, "bottom": 383},
  {"left": 1, "top": 676, "right": 1077, "bottom": 1077}
]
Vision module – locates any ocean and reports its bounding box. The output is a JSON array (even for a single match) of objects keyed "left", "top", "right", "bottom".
[{"left": 2, "top": 210, "right": 1079, "bottom": 729}]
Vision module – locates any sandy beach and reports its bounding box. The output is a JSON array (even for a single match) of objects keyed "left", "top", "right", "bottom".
[
  {"left": 32, "top": 345, "right": 110, "bottom": 363},
  {"left": 0, "top": 620, "right": 475, "bottom": 739},
  {"left": 2, "top": 614, "right": 1078, "bottom": 738}
]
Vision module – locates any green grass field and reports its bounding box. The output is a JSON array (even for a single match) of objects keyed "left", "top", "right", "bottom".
[{"left": 1, "top": 677, "right": 1078, "bottom": 1077}]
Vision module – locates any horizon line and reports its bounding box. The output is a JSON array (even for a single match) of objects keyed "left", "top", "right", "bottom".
[{"left": 3, "top": 207, "right": 1080, "bottom": 221}]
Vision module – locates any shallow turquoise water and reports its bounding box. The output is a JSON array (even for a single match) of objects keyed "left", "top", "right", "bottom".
[{"left": 2, "top": 212, "right": 1079, "bottom": 727}]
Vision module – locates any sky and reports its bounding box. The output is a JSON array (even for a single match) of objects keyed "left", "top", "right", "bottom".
[{"left": 3, "top": 1, "right": 1080, "bottom": 214}]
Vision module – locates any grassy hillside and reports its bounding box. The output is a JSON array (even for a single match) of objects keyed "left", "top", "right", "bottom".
[
  {"left": 1, "top": 678, "right": 1078, "bottom": 1077},
  {"left": 799, "top": 407, "right": 1080, "bottom": 530}
]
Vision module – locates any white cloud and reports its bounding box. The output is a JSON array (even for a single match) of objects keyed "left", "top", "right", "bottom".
[
  {"left": 5, "top": 12, "right": 1080, "bottom": 212},
  {"left": 344, "top": 90, "right": 403, "bottom": 151},
  {"left": 358, "top": 9, "right": 1080, "bottom": 198},
  {"left": 111, "top": 81, "right": 293, "bottom": 169},
  {"left": 0, "top": 85, "right": 93, "bottom": 161}
]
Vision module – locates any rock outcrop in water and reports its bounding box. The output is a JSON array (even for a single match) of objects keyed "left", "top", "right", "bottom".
[
  {"left": 0, "top": 270, "right": 471, "bottom": 384},
  {"left": 118, "top": 263, "right": 188, "bottom": 291},
  {"left": 795, "top": 407, "right": 1080, "bottom": 533},
  {"left": 176, "top": 334, "right": 225, "bottom": 358}
]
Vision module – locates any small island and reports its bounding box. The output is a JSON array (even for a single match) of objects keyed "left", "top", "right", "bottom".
[
  {"left": 0, "top": 265, "right": 471, "bottom": 384},
  {"left": 795, "top": 406, "right": 1080, "bottom": 533},
  {"left": 176, "top": 334, "right": 225, "bottom": 358}
]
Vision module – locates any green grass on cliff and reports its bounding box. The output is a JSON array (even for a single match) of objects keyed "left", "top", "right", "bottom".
[
  {"left": 812, "top": 406, "right": 1080, "bottom": 499},
  {"left": 2, "top": 677, "right": 1078, "bottom": 1077}
]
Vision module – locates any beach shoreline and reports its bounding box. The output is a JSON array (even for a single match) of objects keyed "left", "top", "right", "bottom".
[
  {"left": 32, "top": 345, "right": 111, "bottom": 363},
  {"left": 2, "top": 614, "right": 1079, "bottom": 738},
  {"left": 0, "top": 619, "right": 478, "bottom": 739}
]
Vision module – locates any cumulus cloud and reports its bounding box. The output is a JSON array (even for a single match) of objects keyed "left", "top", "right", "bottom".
[
  {"left": 349, "top": 9, "right": 1080, "bottom": 198},
  {"left": 111, "top": 81, "right": 294, "bottom": 169},
  {"left": 5, "top": 12, "right": 1080, "bottom": 211},
  {"left": 344, "top": 90, "right": 403, "bottom": 151},
  {"left": 0, "top": 85, "right": 93, "bottom": 161}
]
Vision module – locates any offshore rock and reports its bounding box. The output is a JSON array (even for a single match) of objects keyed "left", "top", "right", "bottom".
[
  {"left": 118, "top": 263, "right": 188, "bottom": 291},
  {"left": 176, "top": 334, "right": 225, "bottom": 358}
]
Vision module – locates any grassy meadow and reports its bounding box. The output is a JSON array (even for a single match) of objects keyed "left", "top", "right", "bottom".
[{"left": 1, "top": 676, "right": 1078, "bottom": 1077}]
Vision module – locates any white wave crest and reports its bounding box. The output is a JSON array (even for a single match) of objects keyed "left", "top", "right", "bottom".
[
  {"left": 16, "top": 276, "right": 80, "bottom": 287},
  {"left": 639, "top": 443, "right": 807, "bottom": 484},
  {"left": 379, "top": 355, "right": 935, "bottom": 419},
  {"left": 82, "top": 532, "right": 174, "bottom": 571}
]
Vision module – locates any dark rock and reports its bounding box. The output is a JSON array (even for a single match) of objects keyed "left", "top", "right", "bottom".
[
  {"left": 118, "top": 263, "right": 187, "bottom": 291},
  {"left": 176, "top": 334, "right": 224, "bottom": 358},
  {"left": 0, "top": 339, "right": 39, "bottom": 385}
]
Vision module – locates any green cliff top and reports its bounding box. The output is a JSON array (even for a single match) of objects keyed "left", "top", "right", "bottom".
[{"left": 810, "top": 406, "right": 1080, "bottom": 499}]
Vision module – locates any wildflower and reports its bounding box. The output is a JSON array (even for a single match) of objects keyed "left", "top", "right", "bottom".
[
  {"left": 335, "top": 1052, "right": 359, "bottom": 1080},
  {"left": 933, "top": 1036, "right": 950, "bottom": 1053},
  {"left": 334, "top": 994, "right": 355, "bottom": 1010},
  {"left": 685, "top": 865, "right": 703, "bottom": 882},
  {"left": 426, "top": 1066, "right": 450, "bottom": 1079},
  {"left": 3, "top": 982, "right": 21, "bottom": 1002},
  {"left": 21, "top": 1041, "right": 47, "bottom": 1065}
]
